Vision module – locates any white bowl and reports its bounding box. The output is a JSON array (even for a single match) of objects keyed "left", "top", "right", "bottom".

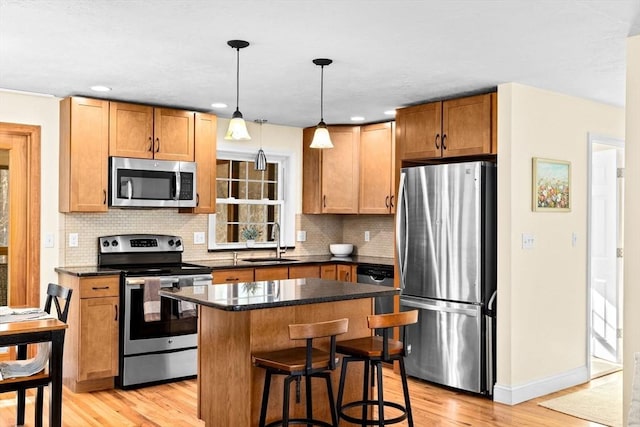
[{"left": 329, "top": 243, "right": 354, "bottom": 257}]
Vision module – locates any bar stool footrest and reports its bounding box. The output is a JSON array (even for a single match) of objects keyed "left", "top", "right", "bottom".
[
  {"left": 339, "top": 400, "right": 408, "bottom": 425},
  {"left": 265, "top": 418, "right": 335, "bottom": 427}
]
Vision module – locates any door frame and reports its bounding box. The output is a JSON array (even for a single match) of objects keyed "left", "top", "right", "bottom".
[
  {"left": 0, "top": 122, "right": 41, "bottom": 308},
  {"left": 587, "top": 132, "right": 624, "bottom": 374}
]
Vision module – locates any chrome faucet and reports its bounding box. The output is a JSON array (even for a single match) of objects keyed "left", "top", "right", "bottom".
[{"left": 271, "top": 222, "right": 286, "bottom": 259}]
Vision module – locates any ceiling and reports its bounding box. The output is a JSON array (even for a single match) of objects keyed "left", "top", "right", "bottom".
[{"left": 1, "top": 0, "right": 640, "bottom": 128}]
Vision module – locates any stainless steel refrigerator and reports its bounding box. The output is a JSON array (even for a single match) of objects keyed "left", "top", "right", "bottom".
[{"left": 396, "top": 161, "right": 497, "bottom": 396}]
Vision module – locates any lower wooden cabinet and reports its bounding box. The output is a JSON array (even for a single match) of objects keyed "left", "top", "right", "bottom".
[
  {"left": 337, "top": 264, "right": 356, "bottom": 282},
  {"left": 58, "top": 274, "right": 119, "bottom": 392},
  {"left": 288, "top": 265, "right": 321, "bottom": 279},
  {"left": 213, "top": 268, "right": 255, "bottom": 284},
  {"left": 255, "top": 266, "right": 289, "bottom": 281}
]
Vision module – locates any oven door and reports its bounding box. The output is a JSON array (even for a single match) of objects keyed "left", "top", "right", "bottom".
[{"left": 122, "top": 274, "right": 209, "bottom": 355}]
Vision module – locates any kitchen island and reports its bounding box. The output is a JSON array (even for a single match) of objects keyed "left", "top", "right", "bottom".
[{"left": 160, "top": 277, "right": 398, "bottom": 427}]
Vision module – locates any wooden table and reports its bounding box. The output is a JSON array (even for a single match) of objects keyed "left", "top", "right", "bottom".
[
  {"left": 161, "top": 278, "right": 399, "bottom": 427},
  {"left": 0, "top": 318, "right": 68, "bottom": 427}
]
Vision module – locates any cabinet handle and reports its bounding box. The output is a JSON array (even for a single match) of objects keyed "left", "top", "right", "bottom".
[
  {"left": 115, "top": 305, "right": 118, "bottom": 321},
  {"left": 196, "top": 193, "right": 200, "bottom": 207},
  {"left": 442, "top": 134, "right": 447, "bottom": 150},
  {"left": 346, "top": 272, "right": 350, "bottom": 281},
  {"left": 148, "top": 137, "right": 153, "bottom": 152},
  {"left": 103, "top": 190, "right": 107, "bottom": 205},
  {"left": 323, "top": 195, "right": 327, "bottom": 208},
  {"left": 435, "top": 133, "right": 440, "bottom": 149},
  {"left": 226, "top": 277, "right": 239, "bottom": 282},
  {"left": 390, "top": 195, "right": 395, "bottom": 208},
  {"left": 92, "top": 286, "right": 109, "bottom": 290},
  {"left": 385, "top": 195, "right": 390, "bottom": 208},
  {"left": 155, "top": 137, "right": 160, "bottom": 152}
]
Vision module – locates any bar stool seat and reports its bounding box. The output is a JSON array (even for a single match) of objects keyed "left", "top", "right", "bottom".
[
  {"left": 336, "top": 310, "right": 418, "bottom": 427},
  {"left": 252, "top": 318, "right": 349, "bottom": 427}
]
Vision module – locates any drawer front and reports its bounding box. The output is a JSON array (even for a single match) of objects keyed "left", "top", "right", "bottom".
[
  {"left": 213, "top": 268, "right": 254, "bottom": 284},
  {"left": 79, "top": 276, "right": 120, "bottom": 298}
]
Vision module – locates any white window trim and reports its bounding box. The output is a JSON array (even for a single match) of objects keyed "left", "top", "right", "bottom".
[{"left": 208, "top": 148, "right": 296, "bottom": 251}]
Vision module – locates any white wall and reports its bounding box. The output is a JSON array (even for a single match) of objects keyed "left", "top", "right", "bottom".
[
  {"left": 494, "top": 83, "right": 624, "bottom": 404},
  {"left": 0, "top": 90, "right": 61, "bottom": 303},
  {"left": 623, "top": 34, "right": 640, "bottom": 425}
]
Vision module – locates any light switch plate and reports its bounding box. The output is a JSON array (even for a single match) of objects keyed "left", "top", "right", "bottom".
[
  {"left": 44, "top": 232, "right": 55, "bottom": 248},
  {"left": 364, "top": 231, "right": 370, "bottom": 242},
  {"left": 521, "top": 233, "right": 535, "bottom": 249},
  {"left": 297, "top": 230, "right": 307, "bottom": 242},
  {"left": 69, "top": 233, "right": 78, "bottom": 248},
  {"left": 194, "top": 232, "right": 206, "bottom": 244}
]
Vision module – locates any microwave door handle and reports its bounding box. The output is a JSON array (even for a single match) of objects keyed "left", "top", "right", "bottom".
[
  {"left": 174, "top": 171, "right": 181, "bottom": 200},
  {"left": 126, "top": 179, "right": 133, "bottom": 200}
]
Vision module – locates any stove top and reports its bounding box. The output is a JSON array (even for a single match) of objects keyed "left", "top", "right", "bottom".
[{"left": 115, "top": 263, "right": 212, "bottom": 277}]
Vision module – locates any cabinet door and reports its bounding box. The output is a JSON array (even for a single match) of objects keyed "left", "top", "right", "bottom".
[
  {"left": 60, "top": 97, "right": 109, "bottom": 212},
  {"left": 289, "top": 265, "right": 320, "bottom": 279},
  {"left": 255, "top": 267, "right": 289, "bottom": 281},
  {"left": 320, "top": 264, "right": 337, "bottom": 280},
  {"left": 109, "top": 101, "right": 154, "bottom": 159},
  {"left": 302, "top": 127, "right": 322, "bottom": 213},
  {"left": 321, "top": 126, "right": 360, "bottom": 214},
  {"left": 396, "top": 102, "right": 441, "bottom": 160},
  {"left": 153, "top": 108, "right": 195, "bottom": 161},
  {"left": 78, "top": 296, "right": 119, "bottom": 381},
  {"left": 442, "top": 93, "right": 493, "bottom": 158},
  {"left": 337, "top": 264, "right": 355, "bottom": 282},
  {"left": 213, "top": 268, "right": 255, "bottom": 284},
  {"left": 181, "top": 112, "right": 217, "bottom": 214},
  {"left": 359, "top": 123, "right": 393, "bottom": 214}
]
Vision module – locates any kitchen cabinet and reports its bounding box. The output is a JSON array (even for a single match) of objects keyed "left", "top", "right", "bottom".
[
  {"left": 255, "top": 266, "right": 289, "bottom": 281},
  {"left": 180, "top": 112, "right": 217, "bottom": 214},
  {"left": 109, "top": 101, "right": 195, "bottom": 161},
  {"left": 337, "top": 264, "right": 356, "bottom": 282},
  {"left": 58, "top": 273, "right": 119, "bottom": 392},
  {"left": 59, "top": 97, "right": 109, "bottom": 213},
  {"left": 213, "top": 268, "right": 255, "bottom": 284},
  {"left": 396, "top": 92, "right": 496, "bottom": 161},
  {"left": 288, "top": 265, "right": 320, "bottom": 279},
  {"left": 302, "top": 126, "right": 360, "bottom": 214},
  {"left": 320, "top": 264, "right": 337, "bottom": 280},
  {"left": 359, "top": 122, "right": 396, "bottom": 214}
]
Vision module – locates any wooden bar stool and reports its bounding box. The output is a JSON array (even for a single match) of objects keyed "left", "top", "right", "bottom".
[
  {"left": 252, "top": 318, "right": 349, "bottom": 427},
  {"left": 336, "top": 310, "right": 418, "bottom": 427}
]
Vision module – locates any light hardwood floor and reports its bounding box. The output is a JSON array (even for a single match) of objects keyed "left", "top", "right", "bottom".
[{"left": 0, "top": 369, "right": 621, "bottom": 426}]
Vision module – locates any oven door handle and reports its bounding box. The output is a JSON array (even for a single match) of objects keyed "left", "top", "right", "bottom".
[{"left": 125, "top": 277, "right": 180, "bottom": 288}]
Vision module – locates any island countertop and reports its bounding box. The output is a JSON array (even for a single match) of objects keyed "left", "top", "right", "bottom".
[{"left": 159, "top": 277, "right": 399, "bottom": 311}]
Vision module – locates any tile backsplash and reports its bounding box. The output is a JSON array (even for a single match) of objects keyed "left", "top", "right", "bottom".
[{"left": 60, "top": 211, "right": 394, "bottom": 266}]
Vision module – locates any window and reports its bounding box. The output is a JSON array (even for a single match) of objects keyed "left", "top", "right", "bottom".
[{"left": 208, "top": 150, "right": 295, "bottom": 250}]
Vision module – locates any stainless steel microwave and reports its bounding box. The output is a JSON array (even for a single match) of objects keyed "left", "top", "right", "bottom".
[{"left": 109, "top": 157, "right": 197, "bottom": 208}]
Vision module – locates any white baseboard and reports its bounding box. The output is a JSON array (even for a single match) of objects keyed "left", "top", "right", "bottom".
[{"left": 493, "top": 365, "right": 589, "bottom": 405}]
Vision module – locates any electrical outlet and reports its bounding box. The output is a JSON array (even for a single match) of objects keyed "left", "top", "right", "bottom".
[
  {"left": 194, "top": 232, "right": 205, "bottom": 244},
  {"left": 69, "top": 233, "right": 79, "bottom": 248},
  {"left": 364, "top": 231, "right": 370, "bottom": 242},
  {"left": 521, "top": 233, "right": 535, "bottom": 249},
  {"left": 44, "top": 232, "right": 55, "bottom": 248},
  {"left": 297, "top": 230, "right": 307, "bottom": 242}
]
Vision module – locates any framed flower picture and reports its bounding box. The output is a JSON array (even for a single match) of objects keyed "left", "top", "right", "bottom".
[{"left": 532, "top": 158, "right": 571, "bottom": 212}]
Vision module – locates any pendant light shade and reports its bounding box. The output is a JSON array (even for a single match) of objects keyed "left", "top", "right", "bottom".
[
  {"left": 310, "top": 58, "right": 334, "bottom": 149},
  {"left": 224, "top": 40, "right": 251, "bottom": 141},
  {"left": 254, "top": 119, "right": 267, "bottom": 171}
]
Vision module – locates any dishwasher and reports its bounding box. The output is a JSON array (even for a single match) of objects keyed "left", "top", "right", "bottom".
[{"left": 356, "top": 264, "right": 395, "bottom": 315}]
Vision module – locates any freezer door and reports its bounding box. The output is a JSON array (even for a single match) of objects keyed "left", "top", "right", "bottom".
[
  {"left": 400, "top": 295, "right": 485, "bottom": 394},
  {"left": 398, "top": 162, "right": 483, "bottom": 303}
]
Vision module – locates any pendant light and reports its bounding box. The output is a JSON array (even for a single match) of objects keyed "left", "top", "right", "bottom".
[
  {"left": 254, "top": 119, "right": 267, "bottom": 171},
  {"left": 309, "top": 58, "right": 334, "bottom": 149},
  {"left": 224, "top": 40, "right": 251, "bottom": 141}
]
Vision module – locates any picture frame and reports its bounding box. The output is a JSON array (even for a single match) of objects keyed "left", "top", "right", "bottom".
[{"left": 532, "top": 157, "right": 571, "bottom": 212}]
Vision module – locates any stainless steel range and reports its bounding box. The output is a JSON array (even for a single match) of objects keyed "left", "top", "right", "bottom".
[{"left": 98, "top": 234, "right": 212, "bottom": 389}]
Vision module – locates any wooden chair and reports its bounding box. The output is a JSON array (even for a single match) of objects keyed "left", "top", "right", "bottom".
[
  {"left": 335, "top": 310, "right": 418, "bottom": 427},
  {"left": 252, "top": 318, "right": 349, "bottom": 427},
  {"left": 14, "top": 283, "right": 72, "bottom": 427}
]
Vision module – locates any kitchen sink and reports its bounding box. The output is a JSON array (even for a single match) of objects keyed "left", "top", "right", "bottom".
[{"left": 243, "top": 257, "right": 295, "bottom": 263}]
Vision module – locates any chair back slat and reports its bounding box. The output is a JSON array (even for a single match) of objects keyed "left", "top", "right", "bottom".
[
  {"left": 43, "top": 283, "right": 73, "bottom": 322},
  {"left": 289, "top": 318, "right": 349, "bottom": 340},
  {"left": 367, "top": 310, "right": 418, "bottom": 330}
]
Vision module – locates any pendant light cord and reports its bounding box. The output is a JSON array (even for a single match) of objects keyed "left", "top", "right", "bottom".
[
  {"left": 320, "top": 65, "right": 325, "bottom": 122},
  {"left": 235, "top": 47, "right": 240, "bottom": 112}
]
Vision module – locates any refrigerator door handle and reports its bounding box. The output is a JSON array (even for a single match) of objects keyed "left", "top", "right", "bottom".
[
  {"left": 400, "top": 296, "right": 479, "bottom": 317},
  {"left": 396, "top": 171, "right": 408, "bottom": 289}
]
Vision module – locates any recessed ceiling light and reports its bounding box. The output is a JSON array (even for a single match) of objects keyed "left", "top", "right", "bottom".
[
  {"left": 350, "top": 116, "right": 365, "bottom": 122},
  {"left": 211, "top": 102, "right": 228, "bottom": 109},
  {"left": 90, "top": 85, "right": 111, "bottom": 92},
  {"left": 384, "top": 110, "right": 396, "bottom": 116}
]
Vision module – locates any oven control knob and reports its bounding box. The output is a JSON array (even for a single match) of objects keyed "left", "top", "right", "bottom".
[
  {"left": 168, "top": 239, "right": 174, "bottom": 246},
  {"left": 175, "top": 240, "right": 182, "bottom": 247},
  {"left": 102, "top": 240, "right": 110, "bottom": 247},
  {"left": 111, "top": 240, "right": 119, "bottom": 247}
]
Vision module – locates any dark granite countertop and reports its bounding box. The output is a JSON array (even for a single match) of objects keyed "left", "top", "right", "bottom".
[
  {"left": 159, "top": 278, "right": 398, "bottom": 311},
  {"left": 56, "top": 255, "right": 394, "bottom": 277}
]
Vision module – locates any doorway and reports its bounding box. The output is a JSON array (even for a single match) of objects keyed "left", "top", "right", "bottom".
[{"left": 588, "top": 133, "right": 624, "bottom": 378}]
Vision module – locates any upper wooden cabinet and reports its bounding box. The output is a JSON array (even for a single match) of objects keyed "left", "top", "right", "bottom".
[
  {"left": 359, "top": 122, "right": 396, "bottom": 214},
  {"left": 303, "top": 126, "right": 360, "bottom": 214},
  {"left": 396, "top": 92, "right": 497, "bottom": 161},
  {"left": 180, "top": 112, "right": 217, "bottom": 214},
  {"left": 59, "top": 97, "right": 109, "bottom": 213},
  {"left": 109, "top": 101, "right": 195, "bottom": 161}
]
